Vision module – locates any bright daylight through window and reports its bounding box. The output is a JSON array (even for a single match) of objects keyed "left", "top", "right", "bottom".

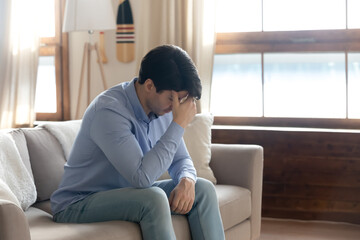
[
  {"left": 35, "top": 0, "right": 57, "bottom": 114},
  {"left": 35, "top": 56, "right": 57, "bottom": 113},
  {"left": 212, "top": 0, "right": 360, "bottom": 121}
]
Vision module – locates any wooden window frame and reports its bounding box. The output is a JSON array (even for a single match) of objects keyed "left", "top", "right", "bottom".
[
  {"left": 37, "top": 0, "right": 70, "bottom": 121},
  {"left": 214, "top": 29, "right": 360, "bottom": 129}
]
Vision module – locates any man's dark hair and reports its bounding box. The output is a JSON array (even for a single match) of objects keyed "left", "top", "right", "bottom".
[{"left": 138, "top": 45, "right": 202, "bottom": 99}]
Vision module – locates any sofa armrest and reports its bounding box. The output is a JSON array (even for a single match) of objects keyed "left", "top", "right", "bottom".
[
  {"left": 0, "top": 186, "right": 31, "bottom": 240},
  {"left": 0, "top": 200, "right": 31, "bottom": 240},
  {"left": 210, "top": 144, "right": 263, "bottom": 240}
]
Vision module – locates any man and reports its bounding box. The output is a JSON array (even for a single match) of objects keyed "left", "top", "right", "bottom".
[{"left": 51, "top": 45, "right": 225, "bottom": 240}]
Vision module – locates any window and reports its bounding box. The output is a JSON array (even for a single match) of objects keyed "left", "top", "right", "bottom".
[
  {"left": 212, "top": 0, "right": 360, "bottom": 129},
  {"left": 348, "top": 53, "right": 360, "bottom": 118},
  {"left": 36, "top": 0, "right": 69, "bottom": 121},
  {"left": 35, "top": 56, "right": 57, "bottom": 113},
  {"left": 211, "top": 54, "right": 262, "bottom": 116}
]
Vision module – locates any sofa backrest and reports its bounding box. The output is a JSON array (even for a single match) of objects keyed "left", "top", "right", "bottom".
[{"left": 21, "top": 128, "right": 66, "bottom": 202}]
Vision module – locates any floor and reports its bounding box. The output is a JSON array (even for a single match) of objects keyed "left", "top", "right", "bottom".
[{"left": 260, "top": 218, "right": 360, "bottom": 240}]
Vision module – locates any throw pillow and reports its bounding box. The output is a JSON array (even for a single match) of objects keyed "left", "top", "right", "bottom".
[{"left": 183, "top": 113, "right": 217, "bottom": 184}]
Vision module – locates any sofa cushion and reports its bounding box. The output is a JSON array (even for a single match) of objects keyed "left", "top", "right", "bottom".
[
  {"left": 26, "top": 207, "right": 143, "bottom": 240},
  {"left": 29, "top": 186, "right": 250, "bottom": 239},
  {"left": 26, "top": 207, "right": 192, "bottom": 240},
  {"left": 183, "top": 113, "right": 217, "bottom": 184},
  {"left": 23, "top": 128, "right": 66, "bottom": 202},
  {"left": 32, "top": 200, "right": 52, "bottom": 215},
  {"left": 216, "top": 184, "right": 251, "bottom": 231},
  {"left": 31, "top": 200, "right": 196, "bottom": 240}
]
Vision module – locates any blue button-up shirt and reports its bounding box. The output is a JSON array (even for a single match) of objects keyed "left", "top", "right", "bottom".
[{"left": 51, "top": 78, "right": 197, "bottom": 215}]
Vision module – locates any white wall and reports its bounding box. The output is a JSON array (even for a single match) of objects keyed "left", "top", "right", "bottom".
[{"left": 68, "top": 0, "right": 141, "bottom": 119}]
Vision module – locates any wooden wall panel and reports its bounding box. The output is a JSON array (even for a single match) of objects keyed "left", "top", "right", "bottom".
[{"left": 212, "top": 127, "right": 360, "bottom": 224}]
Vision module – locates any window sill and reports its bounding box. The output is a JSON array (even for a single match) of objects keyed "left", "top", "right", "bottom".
[{"left": 212, "top": 124, "right": 360, "bottom": 134}]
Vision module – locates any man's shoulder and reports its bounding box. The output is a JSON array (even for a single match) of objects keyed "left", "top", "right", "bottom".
[{"left": 90, "top": 83, "right": 134, "bottom": 119}]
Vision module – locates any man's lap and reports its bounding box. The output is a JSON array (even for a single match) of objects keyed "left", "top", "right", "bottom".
[{"left": 53, "top": 178, "right": 214, "bottom": 223}]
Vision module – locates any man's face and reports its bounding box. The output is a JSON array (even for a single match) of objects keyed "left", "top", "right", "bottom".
[{"left": 148, "top": 89, "right": 189, "bottom": 116}]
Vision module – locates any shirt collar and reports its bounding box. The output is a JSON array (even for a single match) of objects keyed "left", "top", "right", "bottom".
[{"left": 125, "top": 78, "right": 158, "bottom": 123}]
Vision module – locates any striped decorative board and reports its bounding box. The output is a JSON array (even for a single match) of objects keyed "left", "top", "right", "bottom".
[{"left": 116, "top": 0, "right": 135, "bottom": 63}]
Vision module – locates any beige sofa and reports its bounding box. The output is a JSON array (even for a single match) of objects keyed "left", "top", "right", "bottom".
[{"left": 0, "top": 122, "right": 263, "bottom": 240}]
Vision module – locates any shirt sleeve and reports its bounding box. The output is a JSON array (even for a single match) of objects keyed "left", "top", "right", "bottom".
[
  {"left": 167, "top": 137, "right": 197, "bottom": 184},
  {"left": 89, "top": 109, "right": 184, "bottom": 188}
]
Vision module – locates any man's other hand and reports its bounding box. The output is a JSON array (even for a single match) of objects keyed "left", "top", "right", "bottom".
[{"left": 169, "top": 177, "right": 195, "bottom": 214}]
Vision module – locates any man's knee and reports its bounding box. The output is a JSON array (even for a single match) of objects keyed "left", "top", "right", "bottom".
[
  {"left": 195, "top": 178, "right": 217, "bottom": 201},
  {"left": 143, "top": 187, "right": 170, "bottom": 213},
  {"left": 196, "top": 178, "right": 215, "bottom": 192},
  {"left": 145, "top": 186, "right": 168, "bottom": 200}
]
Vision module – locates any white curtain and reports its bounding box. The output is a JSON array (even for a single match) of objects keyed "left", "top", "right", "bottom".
[
  {"left": 135, "top": 0, "right": 216, "bottom": 112},
  {"left": 0, "top": 0, "right": 40, "bottom": 128}
]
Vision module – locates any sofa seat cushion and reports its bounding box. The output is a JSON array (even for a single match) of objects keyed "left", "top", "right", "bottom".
[
  {"left": 32, "top": 201, "right": 52, "bottom": 215},
  {"left": 26, "top": 207, "right": 143, "bottom": 240},
  {"left": 32, "top": 200, "right": 190, "bottom": 240},
  {"left": 29, "top": 185, "right": 251, "bottom": 239},
  {"left": 26, "top": 207, "right": 192, "bottom": 240},
  {"left": 33, "top": 184, "right": 251, "bottom": 235},
  {"left": 216, "top": 184, "right": 251, "bottom": 231}
]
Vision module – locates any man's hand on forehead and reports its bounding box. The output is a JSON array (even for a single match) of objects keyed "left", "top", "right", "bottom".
[
  {"left": 171, "top": 91, "right": 197, "bottom": 129},
  {"left": 179, "top": 94, "right": 189, "bottom": 104},
  {"left": 170, "top": 91, "right": 189, "bottom": 104}
]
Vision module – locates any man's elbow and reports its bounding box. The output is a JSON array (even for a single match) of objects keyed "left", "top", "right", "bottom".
[{"left": 131, "top": 174, "right": 152, "bottom": 188}]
